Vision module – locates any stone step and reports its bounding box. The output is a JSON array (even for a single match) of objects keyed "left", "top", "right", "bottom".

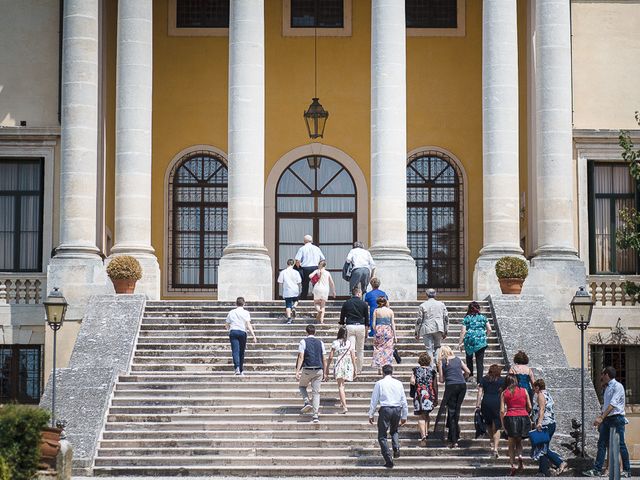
[
  {"left": 93, "top": 453, "right": 527, "bottom": 467},
  {"left": 98, "top": 437, "right": 505, "bottom": 449},
  {"left": 105, "top": 413, "right": 484, "bottom": 426},
  {"left": 91, "top": 464, "right": 536, "bottom": 477},
  {"left": 106, "top": 406, "right": 483, "bottom": 418},
  {"left": 103, "top": 420, "right": 482, "bottom": 433},
  {"left": 132, "top": 340, "right": 502, "bottom": 350}
]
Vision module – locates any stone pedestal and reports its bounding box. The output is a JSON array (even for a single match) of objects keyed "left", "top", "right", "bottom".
[
  {"left": 370, "top": 247, "right": 417, "bottom": 301},
  {"left": 523, "top": 256, "right": 587, "bottom": 323},
  {"left": 107, "top": 250, "right": 160, "bottom": 300},
  {"left": 473, "top": 250, "right": 526, "bottom": 300},
  {"left": 217, "top": 249, "right": 272, "bottom": 301}
]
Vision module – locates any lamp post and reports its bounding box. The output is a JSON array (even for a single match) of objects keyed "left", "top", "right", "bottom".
[
  {"left": 570, "top": 286, "right": 594, "bottom": 458},
  {"left": 43, "top": 287, "right": 68, "bottom": 428}
]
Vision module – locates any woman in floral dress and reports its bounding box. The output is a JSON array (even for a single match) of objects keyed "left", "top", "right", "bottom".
[
  {"left": 371, "top": 297, "right": 396, "bottom": 373},
  {"left": 410, "top": 352, "right": 438, "bottom": 446},
  {"left": 327, "top": 326, "right": 356, "bottom": 413}
]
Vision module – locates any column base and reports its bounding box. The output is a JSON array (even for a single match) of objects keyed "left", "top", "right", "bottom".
[
  {"left": 473, "top": 245, "right": 524, "bottom": 300},
  {"left": 523, "top": 254, "right": 587, "bottom": 323},
  {"left": 370, "top": 247, "right": 417, "bottom": 301},
  {"left": 218, "top": 247, "right": 273, "bottom": 301},
  {"left": 108, "top": 246, "right": 160, "bottom": 300},
  {"left": 47, "top": 255, "right": 112, "bottom": 321}
]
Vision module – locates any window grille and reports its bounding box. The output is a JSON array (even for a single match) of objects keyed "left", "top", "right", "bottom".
[
  {"left": 587, "top": 161, "right": 639, "bottom": 274},
  {"left": 176, "top": 0, "right": 229, "bottom": 28},
  {"left": 291, "top": 0, "right": 344, "bottom": 28},
  {"left": 0, "top": 158, "right": 44, "bottom": 272},
  {"left": 406, "top": 151, "right": 464, "bottom": 292},
  {"left": 406, "top": 0, "right": 457, "bottom": 29},
  {"left": 0, "top": 345, "right": 43, "bottom": 404},
  {"left": 591, "top": 344, "right": 640, "bottom": 405},
  {"left": 168, "top": 151, "right": 227, "bottom": 291}
]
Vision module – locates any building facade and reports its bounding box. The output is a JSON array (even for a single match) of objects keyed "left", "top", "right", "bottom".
[{"left": 0, "top": 0, "right": 639, "bottom": 457}]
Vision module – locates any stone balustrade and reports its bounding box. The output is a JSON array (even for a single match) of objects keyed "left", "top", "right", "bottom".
[
  {"left": 588, "top": 275, "right": 639, "bottom": 306},
  {"left": 0, "top": 274, "right": 46, "bottom": 304}
]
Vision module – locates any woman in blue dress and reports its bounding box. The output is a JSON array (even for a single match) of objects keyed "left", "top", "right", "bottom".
[{"left": 457, "top": 301, "right": 491, "bottom": 382}]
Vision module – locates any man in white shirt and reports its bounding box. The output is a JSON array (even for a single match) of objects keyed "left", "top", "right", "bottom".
[
  {"left": 346, "top": 241, "right": 376, "bottom": 294},
  {"left": 583, "top": 366, "right": 631, "bottom": 477},
  {"left": 224, "top": 297, "right": 257, "bottom": 376},
  {"left": 368, "top": 364, "right": 408, "bottom": 469},
  {"left": 277, "top": 258, "right": 302, "bottom": 324},
  {"left": 295, "top": 234, "right": 325, "bottom": 299}
]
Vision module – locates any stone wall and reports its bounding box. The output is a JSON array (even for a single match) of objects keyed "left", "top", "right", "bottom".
[
  {"left": 489, "top": 294, "right": 601, "bottom": 457},
  {"left": 39, "top": 294, "right": 145, "bottom": 474}
]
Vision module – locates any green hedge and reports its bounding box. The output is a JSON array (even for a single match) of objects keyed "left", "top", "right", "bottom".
[
  {"left": 0, "top": 457, "right": 10, "bottom": 480},
  {"left": 0, "top": 404, "right": 50, "bottom": 480}
]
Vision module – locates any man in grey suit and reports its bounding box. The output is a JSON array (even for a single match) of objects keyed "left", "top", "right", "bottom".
[{"left": 414, "top": 288, "right": 448, "bottom": 363}]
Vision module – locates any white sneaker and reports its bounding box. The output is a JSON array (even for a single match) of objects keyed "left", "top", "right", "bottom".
[
  {"left": 312, "top": 415, "right": 319, "bottom": 423},
  {"left": 234, "top": 368, "right": 241, "bottom": 375},
  {"left": 300, "top": 404, "right": 314, "bottom": 414}
]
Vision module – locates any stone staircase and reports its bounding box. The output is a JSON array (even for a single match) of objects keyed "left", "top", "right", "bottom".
[{"left": 92, "top": 300, "right": 536, "bottom": 476}]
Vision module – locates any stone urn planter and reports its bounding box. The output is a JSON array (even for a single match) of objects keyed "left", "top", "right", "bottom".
[
  {"left": 106, "top": 255, "right": 142, "bottom": 294},
  {"left": 495, "top": 256, "right": 528, "bottom": 295},
  {"left": 39, "top": 426, "right": 62, "bottom": 470}
]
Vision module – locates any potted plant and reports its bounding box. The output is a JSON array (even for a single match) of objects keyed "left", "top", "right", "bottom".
[
  {"left": 106, "top": 255, "right": 142, "bottom": 294},
  {"left": 495, "top": 256, "right": 528, "bottom": 294}
]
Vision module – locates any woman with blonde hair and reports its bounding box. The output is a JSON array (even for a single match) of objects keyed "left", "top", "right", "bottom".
[
  {"left": 327, "top": 326, "right": 356, "bottom": 413},
  {"left": 310, "top": 260, "right": 335, "bottom": 324},
  {"left": 438, "top": 345, "right": 470, "bottom": 448},
  {"left": 371, "top": 296, "right": 396, "bottom": 373}
]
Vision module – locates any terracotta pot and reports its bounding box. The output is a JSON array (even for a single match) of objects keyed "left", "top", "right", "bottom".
[
  {"left": 498, "top": 277, "right": 524, "bottom": 294},
  {"left": 40, "top": 427, "right": 62, "bottom": 470},
  {"left": 111, "top": 278, "right": 137, "bottom": 294}
]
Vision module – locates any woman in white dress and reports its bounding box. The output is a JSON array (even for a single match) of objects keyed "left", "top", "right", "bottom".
[
  {"left": 327, "top": 326, "right": 356, "bottom": 413},
  {"left": 310, "top": 260, "right": 335, "bottom": 324}
]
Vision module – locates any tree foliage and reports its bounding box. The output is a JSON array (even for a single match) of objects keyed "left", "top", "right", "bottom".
[{"left": 617, "top": 112, "right": 640, "bottom": 300}]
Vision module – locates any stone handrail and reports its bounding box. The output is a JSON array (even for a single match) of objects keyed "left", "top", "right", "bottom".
[
  {"left": 0, "top": 274, "right": 47, "bottom": 304},
  {"left": 587, "top": 275, "right": 639, "bottom": 306}
]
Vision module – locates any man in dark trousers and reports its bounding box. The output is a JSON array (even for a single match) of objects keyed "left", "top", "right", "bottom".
[
  {"left": 339, "top": 286, "right": 369, "bottom": 375},
  {"left": 295, "top": 324, "right": 328, "bottom": 424},
  {"left": 368, "top": 364, "right": 408, "bottom": 468}
]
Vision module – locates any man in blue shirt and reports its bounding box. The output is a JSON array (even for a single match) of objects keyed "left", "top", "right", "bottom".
[
  {"left": 364, "top": 277, "right": 387, "bottom": 337},
  {"left": 583, "top": 366, "right": 631, "bottom": 477}
]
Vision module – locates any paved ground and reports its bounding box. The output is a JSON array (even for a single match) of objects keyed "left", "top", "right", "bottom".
[{"left": 75, "top": 477, "right": 596, "bottom": 480}]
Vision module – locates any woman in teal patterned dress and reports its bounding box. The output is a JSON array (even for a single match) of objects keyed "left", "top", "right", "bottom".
[{"left": 457, "top": 301, "right": 491, "bottom": 383}]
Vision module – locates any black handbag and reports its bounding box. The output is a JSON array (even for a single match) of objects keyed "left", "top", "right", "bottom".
[
  {"left": 341, "top": 261, "right": 353, "bottom": 281},
  {"left": 393, "top": 348, "right": 402, "bottom": 364}
]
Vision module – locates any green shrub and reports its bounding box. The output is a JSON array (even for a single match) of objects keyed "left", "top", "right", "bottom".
[
  {"left": 106, "top": 255, "right": 143, "bottom": 280},
  {"left": 0, "top": 404, "right": 50, "bottom": 480},
  {"left": 0, "top": 457, "right": 10, "bottom": 480},
  {"left": 495, "top": 256, "right": 529, "bottom": 279}
]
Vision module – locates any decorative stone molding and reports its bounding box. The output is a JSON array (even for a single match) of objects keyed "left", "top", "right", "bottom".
[{"left": 590, "top": 318, "right": 640, "bottom": 345}]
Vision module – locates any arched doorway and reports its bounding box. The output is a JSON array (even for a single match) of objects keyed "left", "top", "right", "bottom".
[
  {"left": 276, "top": 156, "right": 356, "bottom": 297},
  {"left": 407, "top": 150, "right": 465, "bottom": 293}
]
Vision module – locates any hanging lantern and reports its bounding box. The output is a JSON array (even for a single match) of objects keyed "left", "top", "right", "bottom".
[{"left": 304, "top": 98, "right": 329, "bottom": 139}]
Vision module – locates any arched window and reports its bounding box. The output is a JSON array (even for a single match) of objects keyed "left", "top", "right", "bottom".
[
  {"left": 168, "top": 151, "right": 227, "bottom": 290},
  {"left": 276, "top": 156, "right": 356, "bottom": 297},
  {"left": 407, "top": 150, "right": 464, "bottom": 292}
]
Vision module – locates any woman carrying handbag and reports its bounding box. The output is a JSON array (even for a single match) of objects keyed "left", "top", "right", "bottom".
[{"left": 327, "top": 327, "right": 356, "bottom": 414}]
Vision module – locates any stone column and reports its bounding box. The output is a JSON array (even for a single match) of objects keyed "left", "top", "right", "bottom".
[
  {"left": 524, "top": 0, "right": 586, "bottom": 320},
  {"left": 217, "top": 0, "right": 272, "bottom": 300},
  {"left": 369, "top": 0, "right": 417, "bottom": 300},
  {"left": 109, "top": 0, "right": 160, "bottom": 299},
  {"left": 473, "top": 0, "right": 524, "bottom": 299},
  {"left": 48, "top": 0, "right": 111, "bottom": 321}
]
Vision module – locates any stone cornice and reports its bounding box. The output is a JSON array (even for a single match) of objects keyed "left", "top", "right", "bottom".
[{"left": 0, "top": 126, "right": 61, "bottom": 143}]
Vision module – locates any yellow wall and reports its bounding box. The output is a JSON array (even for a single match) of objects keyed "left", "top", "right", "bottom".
[{"left": 102, "top": 1, "right": 534, "bottom": 299}]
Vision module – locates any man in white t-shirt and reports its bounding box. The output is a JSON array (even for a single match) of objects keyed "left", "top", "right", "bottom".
[
  {"left": 225, "top": 297, "right": 257, "bottom": 376},
  {"left": 277, "top": 258, "right": 302, "bottom": 324},
  {"left": 295, "top": 234, "right": 325, "bottom": 299}
]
